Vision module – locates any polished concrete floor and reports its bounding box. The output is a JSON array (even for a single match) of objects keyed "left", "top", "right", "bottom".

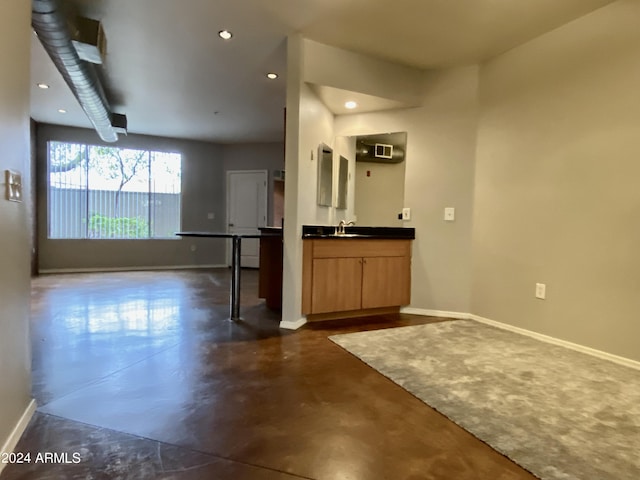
[{"left": 2, "top": 269, "right": 536, "bottom": 479}]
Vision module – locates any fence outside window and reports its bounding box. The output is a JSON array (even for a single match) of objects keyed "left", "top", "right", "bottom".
[{"left": 48, "top": 142, "right": 182, "bottom": 239}]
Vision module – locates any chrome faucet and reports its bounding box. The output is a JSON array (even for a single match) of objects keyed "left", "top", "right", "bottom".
[{"left": 336, "top": 220, "right": 355, "bottom": 235}]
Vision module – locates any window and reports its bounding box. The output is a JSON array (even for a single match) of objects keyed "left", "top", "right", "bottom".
[{"left": 48, "top": 141, "right": 182, "bottom": 239}]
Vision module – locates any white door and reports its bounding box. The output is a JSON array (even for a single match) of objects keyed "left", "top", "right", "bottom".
[{"left": 227, "top": 170, "right": 268, "bottom": 268}]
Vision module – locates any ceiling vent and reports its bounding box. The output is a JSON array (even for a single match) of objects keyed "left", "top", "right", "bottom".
[
  {"left": 356, "top": 140, "right": 405, "bottom": 163},
  {"left": 32, "top": 0, "right": 126, "bottom": 142},
  {"left": 374, "top": 143, "right": 394, "bottom": 159}
]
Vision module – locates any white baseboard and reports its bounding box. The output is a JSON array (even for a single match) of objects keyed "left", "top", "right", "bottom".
[
  {"left": 279, "top": 317, "right": 307, "bottom": 330},
  {"left": 400, "top": 308, "right": 640, "bottom": 371},
  {"left": 39, "top": 264, "right": 228, "bottom": 274},
  {"left": 401, "top": 307, "right": 470, "bottom": 320},
  {"left": 0, "top": 399, "right": 37, "bottom": 475},
  {"left": 469, "top": 314, "right": 640, "bottom": 371}
]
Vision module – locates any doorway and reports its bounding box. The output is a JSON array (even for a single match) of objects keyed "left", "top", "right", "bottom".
[{"left": 226, "top": 170, "right": 268, "bottom": 268}]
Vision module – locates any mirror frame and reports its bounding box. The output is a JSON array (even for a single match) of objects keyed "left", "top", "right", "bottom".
[
  {"left": 317, "top": 143, "right": 333, "bottom": 207},
  {"left": 336, "top": 155, "right": 348, "bottom": 210}
]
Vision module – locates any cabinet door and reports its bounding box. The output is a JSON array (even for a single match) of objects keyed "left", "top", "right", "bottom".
[
  {"left": 361, "top": 256, "right": 411, "bottom": 309},
  {"left": 311, "top": 257, "right": 362, "bottom": 314}
]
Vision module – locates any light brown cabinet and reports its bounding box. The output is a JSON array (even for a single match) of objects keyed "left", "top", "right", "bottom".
[
  {"left": 362, "top": 256, "right": 411, "bottom": 309},
  {"left": 311, "top": 257, "right": 363, "bottom": 313},
  {"left": 302, "top": 238, "right": 412, "bottom": 318}
]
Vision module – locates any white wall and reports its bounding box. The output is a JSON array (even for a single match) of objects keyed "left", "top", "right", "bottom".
[
  {"left": 0, "top": 0, "right": 33, "bottom": 455},
  {"left": 472, "top": 0, "right": 640, "bottom": 361},
  {"left": 298, "top": 82, "right": 338, "bottom": 226},
  {"left": 281, "top": 76, "right": 336, "bottom": 326},
  {"left": 303, "top": 39, "right": 424, "bottom": 106},
  {"left": 281, "top": 35, "right": 305, "bottom": 326},
  {"left": 284, "top": 11, "right": 640, "bottom": 364},
  {"left": 281, "top": 38, "right": 478, "bottom": 326},
  {"left": 334, "top": 67, "right": 479, "bottom": 314}
]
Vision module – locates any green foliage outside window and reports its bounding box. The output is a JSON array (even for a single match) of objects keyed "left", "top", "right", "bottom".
[
  {"left": 48, "top": 141, "right": 181, "bottom": 239},
  {"left": 88, "top": 214, "right": 149, "bottom": 239}
]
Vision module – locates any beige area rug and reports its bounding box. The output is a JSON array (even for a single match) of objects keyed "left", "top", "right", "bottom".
[{"left": 329, "top": 320, "right": 640, "bottom": 480}]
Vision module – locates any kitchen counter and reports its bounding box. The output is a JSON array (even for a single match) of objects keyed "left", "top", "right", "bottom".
[{"left": 302, "top": 225, "right": 415, "bottom": 239}]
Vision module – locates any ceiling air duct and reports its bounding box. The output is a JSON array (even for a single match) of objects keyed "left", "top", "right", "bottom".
[{"left": 32, "top": 0, "right": 125, "bottom": 142}]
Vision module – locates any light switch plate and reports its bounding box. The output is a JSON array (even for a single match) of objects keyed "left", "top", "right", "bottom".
[
  {"left": 444, "top": 207, "right": 455, "bottom": 221},
  {"left": 402, "top": 207, "right": 411, "bottom": 221},
  {"left": 5, "top": 170, "right": 23, "bottom": 203}
]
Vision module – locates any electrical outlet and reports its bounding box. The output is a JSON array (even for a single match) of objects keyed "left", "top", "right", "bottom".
[
  {"left": 190, "top": 244, "right": 197, "bottom": 252},
  {"left": 207, "top": 212, "right": 215, "bottom": 220},
  {"left": 535, "top": 283, "right": 546, "bottom": 300},
  {"left": 402, "top": 207, "right": 411, "bottom": 221},
  {"left": 444, "top": 207, "right": 455, "bottom": 221}
]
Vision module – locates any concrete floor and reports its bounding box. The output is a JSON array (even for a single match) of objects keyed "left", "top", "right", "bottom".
[{"left": 1, "top": 269, "right": 535, "bottom": 479}]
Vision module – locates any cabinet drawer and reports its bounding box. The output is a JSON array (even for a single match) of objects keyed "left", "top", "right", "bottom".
[{"left": 310, "top": 239, "right": 411, "bottom": 258}]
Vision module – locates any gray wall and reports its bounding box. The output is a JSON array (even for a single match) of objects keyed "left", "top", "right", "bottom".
[
  {"left": 334, "top": 67, "right": 480, "bottom": 315},
  {"left": 0, "top": 0, "right": 33, "bottom": 453},
  {"left": 37, "top": 126, "right": 286, "bottom": 271},
  {"left": 473, "top": 0, "right": 640, "bottom": 361},
  {"left": 222, "top": 142, "right": 285, "bottom": 226},
  {"left": 354, "top": 160, "right": 405, "bottom": 227},
  {"left": 37, "top": 124, "right": 228, "bottom": 271}
]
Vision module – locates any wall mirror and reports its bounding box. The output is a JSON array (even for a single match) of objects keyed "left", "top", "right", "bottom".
[
  {"left": 317, "top": 143, "right": 333, "bottom": 207},
  {"left": 337, "top": 131, "right": 407, "bottom": 226},
  {"left": 336, "top": 155, "right": 348, "bottom": 210}
]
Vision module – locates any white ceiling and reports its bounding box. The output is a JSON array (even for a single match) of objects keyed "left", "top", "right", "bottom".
[{"left": 30, "top": 0, "right": 615, "bottom": 144}]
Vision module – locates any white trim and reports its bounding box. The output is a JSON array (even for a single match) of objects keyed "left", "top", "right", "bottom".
[
  {"left": 401, "top": 307, "right": 470, "bottom": 320},
  {"left": 39, "top": 264, "right": 228, "bottom": 274},
  {"left": 0, "top": 399, "right": 37, "bottom": 474},
  {"left": 279, "top": 317, "right": 307, "bottom": 330},
  {"left": 400, "top": 308, "right": 640, "bottom": 371},
  {"left": 469, "top": 314, "right": 640, "bottom": 371}
]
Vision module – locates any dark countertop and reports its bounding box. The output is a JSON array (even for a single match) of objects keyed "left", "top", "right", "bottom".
[
  {"left": 258, "top": 227, "right": 283, "bottom": 235},
  {"left": 176, "top": 231, "right": 279, "bottom": 239},
  {"left": 302, "top": 225, "right": 415, "bottom": 240}
]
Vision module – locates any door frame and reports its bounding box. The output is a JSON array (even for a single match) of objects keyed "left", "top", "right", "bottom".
[{"left": 225, "top": 169, "right": 268, "bottom": 266}]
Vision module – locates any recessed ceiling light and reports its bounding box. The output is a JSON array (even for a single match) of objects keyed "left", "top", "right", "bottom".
[
  {"left": 58, "top": 109, "right": 67, "bottom": 114},
  {"left": 266, "top": 73, "right": 278, "bottom": 80},
  {"left": 345, "top": 101, "right": 358, "bottom": 109},
  {"left": 218, "top": 30, "right": 232, "bottom": 40},
  {"left": 37, "top": 83, "right": 49, "bottom": 89}
]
